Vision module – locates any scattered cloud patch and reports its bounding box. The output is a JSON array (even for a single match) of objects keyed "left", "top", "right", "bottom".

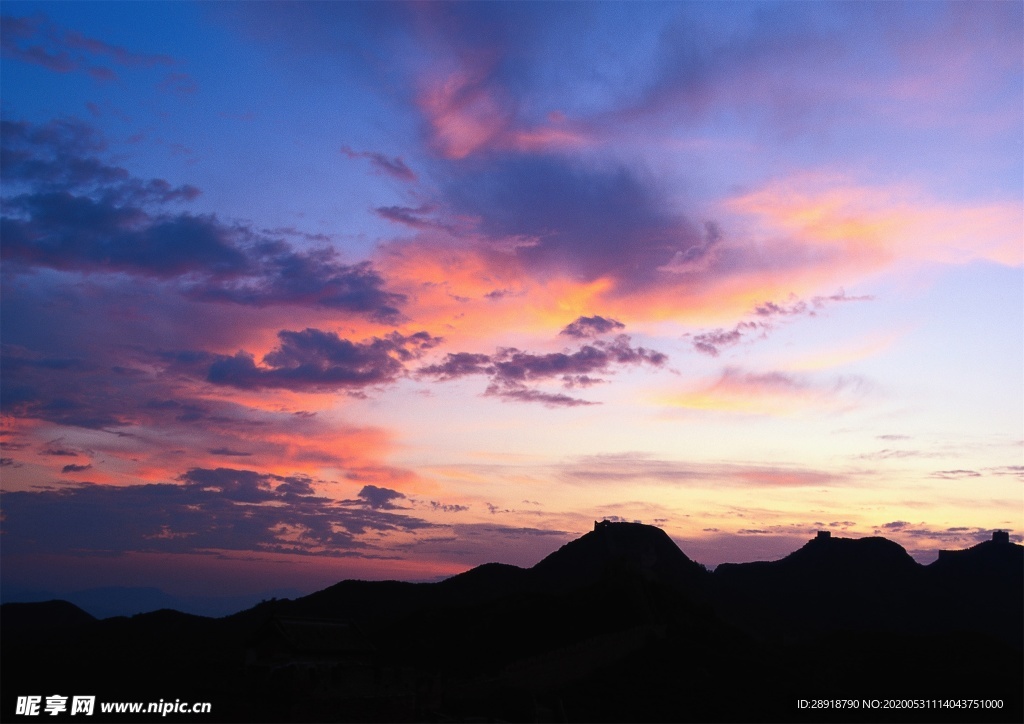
[
  {"left": 559, "top": 315, "right": 625, "bottom": 339},
  {"left": 689, "top": 290, "right": 873, "bottom": 357},
  {"left": 1, "top": 13, "right": 175, "bottom": 81},
  {"left": 691, "top": 322, "right": 763, "bottom": 357},
  {"left": 670, "top": 366, "right": 873, "bottom": 415},
  {"left": 1, "top": 468, "right": 435, "bottom": 558},
  {"left": 341, "top": 145, "right": 417, "bottom": 182},
  {"left": 354, "top": 485, "right": 407, "bottom": 510},
  {"left": 208, "top": 448, "right": 253, "bottom": 457},
  {"left": 420, "top": 335, "right": 666, "bottom": 406},
  {"left": 930, "top": 469, "right": 982, "bottom": 480},
  {"left": 1, "top": 119, "right": 406, "bottom": 321},
  {"left": 206, "top": 329, "right": 441, "bottom": 392},
  {"left": 429, "top": 501, "right": 470, "bottom": 513}
]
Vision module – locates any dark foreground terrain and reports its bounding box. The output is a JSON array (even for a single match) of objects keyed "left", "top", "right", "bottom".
[{"left": 3, "top": 523, "right": 1021, "bottom": 723}]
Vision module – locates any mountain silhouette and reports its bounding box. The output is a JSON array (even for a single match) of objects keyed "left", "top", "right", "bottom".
[
  {"left": 531, "top": 520, "right": 709, "bottom": 593},
  {"left": 713, "top": 530, "right": 925, "bottom": 635},
  {"left": 1, "top": 599, "right": 96, "bottom": 629},
  {"left": 3, "top": 524, "right": 1021, "bottom": 723}
]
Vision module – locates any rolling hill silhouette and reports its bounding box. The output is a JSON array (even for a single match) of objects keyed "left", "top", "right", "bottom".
[{"left": 3, "top": 523, "right": 1021, "bottom": 723}]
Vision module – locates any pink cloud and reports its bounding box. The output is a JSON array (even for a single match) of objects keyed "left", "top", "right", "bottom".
[{"left": 416, "top": 69, "right": 589, "bottom": 159}]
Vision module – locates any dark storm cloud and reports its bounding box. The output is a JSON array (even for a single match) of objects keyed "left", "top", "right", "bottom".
[
  {"left": 61, "top": 463, "right": 92, "bottom": 474},
  {"left": 559, "top": 315, "right": 625, "bottom": 339},
  {"left": 445, "top": 156, "right": 706, "bottom": 287},
  {"left": 419, "top": 336, "right": 667, "bottom": 406},
  {"left": 1, "top": 119, "right": 406, "bottom": 321},
  {"left": 0, "top": 467, "right": 434, "bottom": 558},
  {"left": 206, "top": 329, "right": 440, "bottom": 392}
]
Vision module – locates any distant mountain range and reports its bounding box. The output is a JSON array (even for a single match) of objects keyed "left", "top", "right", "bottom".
[
  {"left": 3, "top": 523, "right": 1021, "bottom": 723},
  {"left": 1, "top": 584, "right": 306, "bottom": 619}
]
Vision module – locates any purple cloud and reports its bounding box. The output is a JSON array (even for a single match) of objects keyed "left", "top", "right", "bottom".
[
  {"left": 341, "top": 145, "right": 417, "bottom": 182},
  {"left": 355, "top": 485, "right": 407, "bottom": 510},
  {"left": 689, "top": 290, "right": 873, "bottom": 356},
  {"left": 444, "top": 156, "right": 707, "bottom": 288},
  {"left": 374, "top": 204, "right": 440, "bottom": 230},
  {"left": 418, "top": 352, "right": 493, "bottom": 380},
  {"left": 206, "top": 329, "right": 441, "bottom": 392},
  {"left": 208, "top": 448, "right": 253, "bottom": 458},
  {"left": 2, "top": 119, "right": 406, "bottom": 321},
  {"left": 419, "top": 335, "right": 666, "bottom": 406},
  {"left": 559, "top": 315, "right": 626, "bottom": 339},
  {"left": 1, "top": 468, "right": 434, "bottom": 558}
]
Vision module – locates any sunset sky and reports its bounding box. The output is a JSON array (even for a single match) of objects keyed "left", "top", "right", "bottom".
[{"left": 1, "top": 1, "right": 1021, "bottom": 599}]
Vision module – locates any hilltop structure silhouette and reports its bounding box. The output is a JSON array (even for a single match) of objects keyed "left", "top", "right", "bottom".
[{"left": 3, "top": 524, "right": 1021, "bottom": 723}]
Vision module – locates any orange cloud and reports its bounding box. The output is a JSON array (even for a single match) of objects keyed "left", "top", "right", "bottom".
[
  {"left": 374, "top": 169, "right": 1017, "bottom": 348},
  {"left": 726, "top": 173, "right": 1023, "bottom": 268},
  {"left": 663, "top": 367, "right": 871, "bottom": 416}
]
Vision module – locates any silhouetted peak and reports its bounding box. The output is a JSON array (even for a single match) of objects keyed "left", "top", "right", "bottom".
[
  {"left": 929, "top": 530, "right": 1023, "bottom": 576},
  {"left": 435, "top": 561, "right": 530, "bottom": 604},
  {"left": 716, "top": 532, "right": 919, "bottom": 587},
  {"left": 787, "top": 532, "right": 918, "bottom": 574},
  {"left": 531, "top": 521, "right": 706, "bottom": 591},
  {"left": 440, "top": 561, "right": 527, "bottom": 588},
  {"left": 444, "top": 561, "right": 525, "bottom": 580},
  {"left": 0, "top": 599, "right": 97, "bottom": 629}
]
